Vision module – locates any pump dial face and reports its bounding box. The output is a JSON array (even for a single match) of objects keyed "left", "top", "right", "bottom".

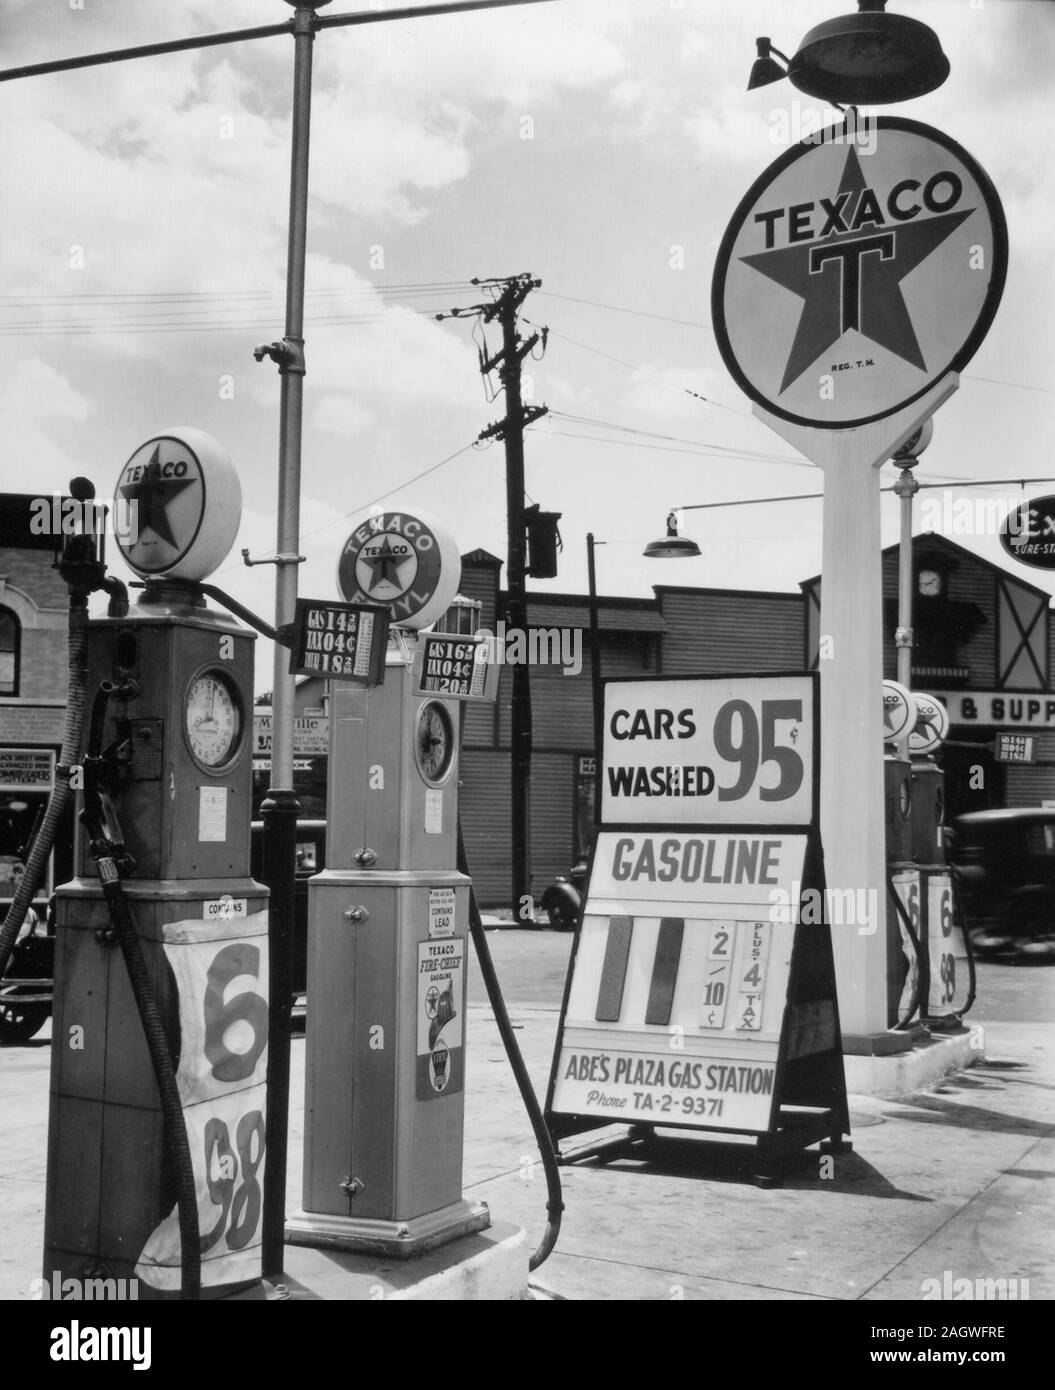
[
  {"left": 185, "top": 670, "right": 243, "bottom": 770},
  {"left": 415, "top": 701, "right": 454, "bottom": 785}
]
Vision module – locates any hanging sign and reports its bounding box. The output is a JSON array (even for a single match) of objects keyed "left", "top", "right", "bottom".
[
  {"left": 414, "top": 632, "right": 499, "bottom": 702},
  {"left": 711, "top": 118, "right": 1007, "bottom": 430},
  {"left": 995, "top": 732, "right": 1036, "bottom": 764},
  {"left": 1000, "top": 495, "right": 1055, "bottom": 569},
  {"left": 288, "top": 599, "right": 389, "bottom": 685}
]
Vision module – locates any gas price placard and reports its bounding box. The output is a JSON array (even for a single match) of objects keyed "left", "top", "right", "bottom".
[
  {"left": 414, "top": 632, "right": 499, "bottom": 702},
  {"left": 289, "top": 598, "right": 389, "bottom": 685},
  {"left": 600, "top": 675, "right": 815, "bottom": 827}
]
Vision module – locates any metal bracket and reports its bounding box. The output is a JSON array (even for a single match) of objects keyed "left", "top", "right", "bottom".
[
  {"left": 343, "top": 904, "right": 370, "bottom": 924},
  {"left": 354, "top": 847, "right": 378, "bottom": 869},
  {"left": 240, "top": 549, "right": 306, "bottom": 569},
  {"left": 252, "top": 336, "right": 305, "bottom": 375},
  {"left": 339, "top": 1176, "right": 364, "bottom": 1199}
]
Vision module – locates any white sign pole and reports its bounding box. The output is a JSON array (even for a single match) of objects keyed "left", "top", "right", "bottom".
[{"left": 754, "top": 373, "right": 958, "bottom": 1044}]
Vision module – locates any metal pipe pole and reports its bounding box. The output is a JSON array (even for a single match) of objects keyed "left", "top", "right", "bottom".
[
  {"left": 586, "top": 533, "right": 602, "bottom": 771},
  {"left": 893, "top": 459, "right": 919, "bottom": 759},
  {"left": 259, "top": 0, "right": 321, "bottom": 1279}
]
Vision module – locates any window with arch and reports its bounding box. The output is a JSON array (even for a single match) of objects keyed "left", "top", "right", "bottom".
[{"left": 0, "top": 607, "right": 19, "bottom": 695}]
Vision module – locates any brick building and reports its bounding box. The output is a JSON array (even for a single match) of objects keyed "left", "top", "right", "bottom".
[{"left": 0, "top": 495, "right": 72, "bottom": 902}]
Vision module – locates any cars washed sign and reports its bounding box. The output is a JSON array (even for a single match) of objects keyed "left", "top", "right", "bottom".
[{"left": 711, "top": 118, "right": 1007, "bottom": 429}]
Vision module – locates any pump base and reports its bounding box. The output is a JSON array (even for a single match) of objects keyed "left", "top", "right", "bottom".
[{"left": 285, "top": 1198, "right": 490, "bottom": 1259}]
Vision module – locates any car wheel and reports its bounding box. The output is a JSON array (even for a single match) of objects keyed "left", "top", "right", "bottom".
[
  {"left": 546, "top": 900, "right": 579, "bottom": 932},
  {"left": 0, "top": 987, "right": 49, "bottom": 1043},
  {"left": 1018, "top": 911, "right": 1055, "bottom": 962}
]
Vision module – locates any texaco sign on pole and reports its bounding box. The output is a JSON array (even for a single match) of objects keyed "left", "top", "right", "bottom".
[
  {"left": 712, "top": 118, "right": 1007, "bottom": 429},
  {"left": 711, "top": 118, "right": 1006, "bottom": 1046}
]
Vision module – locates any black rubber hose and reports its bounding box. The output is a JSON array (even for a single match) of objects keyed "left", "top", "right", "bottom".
[
  {"left": 887, "top": 874, "right": 924, "bottom": 1029},
  {"left": 83, "top": 686, "right": 201, "bottom": 1300},
  {"left": 457, "top": 819, "right": 563, "bottom": 1271},
  {"left": 0, "top": 598, "right": 89, "bottom": 981}
]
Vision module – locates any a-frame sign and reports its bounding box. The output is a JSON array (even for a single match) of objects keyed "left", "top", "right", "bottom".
[{"left": 545, "top": 672, "right": 849, "bottom": 1179}]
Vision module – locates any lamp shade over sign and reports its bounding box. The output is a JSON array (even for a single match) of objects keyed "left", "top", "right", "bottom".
[
  {"left": 114, "top": 427, "right": 242, "bottom": 582},
  {"left": 711, "top": 119, "right": 1007, "bottom": 431},
  {"left": 1000, "top": 496, "right": 1055, "bottom": 570},
  {"left": 337, "top": 508, "right": 461, "bottom": 630},
  {"left": 788, "top": 3, "right": 950, "bottom": 106}
]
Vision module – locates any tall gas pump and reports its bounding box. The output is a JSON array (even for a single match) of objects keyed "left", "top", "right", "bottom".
[
  {"left": 44, "top": 429, "right": 269, "bottom": 1298},
  {"left": 287, "top": 510, "right": 492, "bottom": 1257}
]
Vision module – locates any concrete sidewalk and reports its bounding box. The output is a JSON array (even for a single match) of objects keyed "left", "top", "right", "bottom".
[{"left": 1, "top": 997, "right": 1052, "bottom": 1303}]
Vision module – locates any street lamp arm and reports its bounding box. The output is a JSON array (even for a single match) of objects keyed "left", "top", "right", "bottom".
[{"left": 0, "top": 0, "right": 555, "bottom": 85}]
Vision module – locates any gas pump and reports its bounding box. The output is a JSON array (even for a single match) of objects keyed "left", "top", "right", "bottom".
[
  {"left": 286, "top": 510, "right": 492, "bottom": 1257},
  {"left": 44, "top": 429, "right": 269, "bottom": 1299}
]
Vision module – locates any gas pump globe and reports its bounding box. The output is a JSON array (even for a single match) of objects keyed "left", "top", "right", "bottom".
[
  {"left": 287, "top": 509, "right": 491, "bottom": 1256},
  {"left": 45, "top": 428, "right": 269, "bottom": 1298}
]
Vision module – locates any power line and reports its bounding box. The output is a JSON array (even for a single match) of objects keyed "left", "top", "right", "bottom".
[{"left": 545, "top": 409, "right": 813, "bottom": 468}]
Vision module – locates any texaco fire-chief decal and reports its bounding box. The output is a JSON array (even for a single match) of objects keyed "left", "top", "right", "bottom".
[{"left": 712, "top": 118, "right": 1007, "bottom": 429}]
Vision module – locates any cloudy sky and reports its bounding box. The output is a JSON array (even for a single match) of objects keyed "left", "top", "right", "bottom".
[{"left": 2, "top": 0, "right": 1053, "bottom": 689}]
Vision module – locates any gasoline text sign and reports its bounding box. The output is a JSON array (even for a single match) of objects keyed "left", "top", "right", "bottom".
[
  {"left": 550, "top": 830, "right": 808, "bottom": 1132},
  {"left": 601, "top": 674, "right": 815, "bottom": 827}
]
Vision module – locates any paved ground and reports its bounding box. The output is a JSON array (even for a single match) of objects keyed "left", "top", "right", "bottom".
[{"left": 1, "top": 929, "right": 1051, "bottom": 1329}]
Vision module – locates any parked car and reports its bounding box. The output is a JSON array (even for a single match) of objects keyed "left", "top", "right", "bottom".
[
  {"left": 0, "top": 904, "right": 53, "bottom": 1043},
  {"left": 539, "top": 858, "right": 588, "bottom": 931},
  {"left": 947, "top": 808, "right": 1055, "bottom": 961}
]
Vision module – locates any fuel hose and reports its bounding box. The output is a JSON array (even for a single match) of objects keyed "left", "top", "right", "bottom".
[
  {"left": 82, "top": 682, "right": 201, "bottom": 1300},
  {"left": 457, "top": 819, "right": 563, "bottom": 1272}
]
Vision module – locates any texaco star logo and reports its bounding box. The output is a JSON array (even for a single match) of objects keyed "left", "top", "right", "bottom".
[
  {"left": 742, "top": 145, "right": 973, "bottom": 394},
  {"left": 338, "top": 511, "right": 449, "bottom": 625},
  {"left": 115, "top": 438, "right": 205, "bottom": 573},
  {"left": 711, "top": 118, "right": 1007, "bottom": 429},
  {"left": 355, "top": 532, "right": 419, "bottom": 599}
]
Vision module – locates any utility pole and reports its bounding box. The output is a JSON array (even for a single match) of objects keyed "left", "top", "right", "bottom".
[{"left": 439, "top": 273, "right": 548, "bottom": 917}]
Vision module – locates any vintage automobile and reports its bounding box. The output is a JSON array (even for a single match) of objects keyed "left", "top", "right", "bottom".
[
  {"left": 539, "top": 858, "right": 588, "bottom": 931},
  {"left": 947, "top": 808, "right": 1055, "bottom": 960},
  {"left": 0, "top": 904, "right": 53, "bottom": 1044}
]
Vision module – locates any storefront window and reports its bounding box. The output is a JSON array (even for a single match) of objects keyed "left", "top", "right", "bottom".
[{"left": 0, "top": 609, "right": 18, "bottom": 695}]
